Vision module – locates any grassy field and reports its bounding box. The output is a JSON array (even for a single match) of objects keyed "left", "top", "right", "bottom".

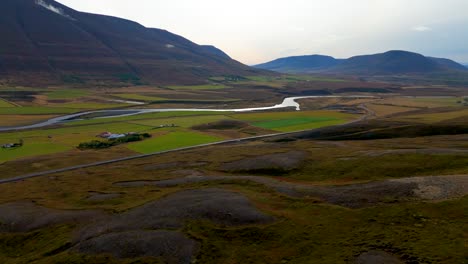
[
  {"left": 0, "top": 115, "right": 58, "bottom": 127},
  {"left": 234, "top": 111, "right": 354, "bottom": 132},
  {"left": 394, "top": 108, "right": 468, "bottom": 123},
  {"left": 130, "top": 115, "right": 231, "bottom": 128},
  {"left": 127, "top": 131, "right": 222, "bottom": 154},
  {"left": 0, "top": 107, "right": 78, "bottom": 115},
  {"left": 368, "top": 103, "right": 419, "bottom": 117},
  {"left": 0, "top": 122, "right": 151, "bottom": 163},
  {"left": 168, "top": 84, "right": 230, "bottom": 90},
  {"left": 1, "top": 85, "right": 467, "bottom": 263},
  {"left": 47, "top": 102, "right": 130, "bottom": 109},
  {"left": 0, "top": 142, "right": 70, "bottom": 163},
  {"left": 112, "top": 93, "right": 166, "bottom": 102},
  {"left": 46, "top": 89, "right": 90, "bottom": 99},
  {"left": 0, "top": 132, "right": 466, "bottom": 263},
  {"left": 412, "top": 97, "right": 464, "bottom": 107},
  {"left": 0, "top": 99, "right": 16, "bottom": 108},
  {"left": 0, "top": 107, "right": 357, "bottom": 164}
]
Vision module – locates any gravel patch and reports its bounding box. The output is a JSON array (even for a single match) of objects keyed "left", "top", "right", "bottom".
[{"left": 391, "top": 175, "right": 468, "bottom": 200}]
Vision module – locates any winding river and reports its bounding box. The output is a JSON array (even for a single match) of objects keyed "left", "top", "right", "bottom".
[{"left": 0, "top": 96, "right": 371, "bottom": 132}]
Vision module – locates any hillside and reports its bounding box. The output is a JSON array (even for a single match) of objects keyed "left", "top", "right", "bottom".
[
  {"left": 254, "top": 55, "right": 341, "bottom": 73},
  {"left": 255, "top": 50, "right": 467, "bottom": 76},
  {"left": 0, "top": 0, "right": 259, "bottom": 86}
]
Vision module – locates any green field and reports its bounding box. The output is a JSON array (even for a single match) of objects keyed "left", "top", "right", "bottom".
[
  {"left": 0, "top": 122, "right": 152, "bottom": 162},
  {"left": 0, "top": 99, "right": 15, "bottom": 108},
  {"left": 48, "top": 102, "right": 130, "bottom": 109},
  {"left": 253, "top": 116, "right": 343, "bottom": 131},
  {"left": 130, "top": 115, "right": 231, "bottom": 128},
  {"left": 168, "top": 84, "right": 230, "bottom": 90},
  {"left": 0, "top": 109, "right": 356, "bottom": 162},
  {"left": 112, "top": 93, "right": 166, "bottom": 102},
  {"left": 0, "top": 142, "right": 70, "bottom": 163},
  {"left": 46, "top": 89, "right": 90, "bottom": 99},
  {"left": 234, "top": 111, "right": 354, "bottom": 132},
  {"left": 65, "top": 111, "right": 230, "bottom": 126},
  {"left": 412, "top": 97, "right": 462, "bottom": 107},
  {"left": 127, "top": 131, "right": 222, "bottom": 154}
]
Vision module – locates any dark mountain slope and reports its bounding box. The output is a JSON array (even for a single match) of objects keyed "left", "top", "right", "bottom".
[
  {"left": 332, "top": 50, "right": 456, "bottom": 75},
  {"left": 254, "top": 55, "right": 340, "bottom": 73},
  {"left": 254, "top": 50, "right": 467, "bottom": 76},
  {"left": 428, "top": 57, "right": 468, "bottom": 71},
  {"left": 0, "top": 0, "right": 258, "bottom": 86}
]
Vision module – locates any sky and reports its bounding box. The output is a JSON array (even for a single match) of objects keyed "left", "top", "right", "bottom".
[{"left": 57, "top": 0, "right": 468, "bottom": 65}]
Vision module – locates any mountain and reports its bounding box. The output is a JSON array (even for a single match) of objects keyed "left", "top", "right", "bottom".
[
  {"left": 334, "top": 51, "right": 465, "bottom": 75},
  {"left": 0, "top": 0, "right": 259, "bottom": 86},
  {"left": 255, "top": 50, "right": 467, "bottom": 75},
  {"left": 254, "top": 55, "right": 341, "bottom": 73}
]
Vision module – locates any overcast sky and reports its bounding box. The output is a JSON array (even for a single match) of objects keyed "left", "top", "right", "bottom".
[{"left": 58, "top": 0, "right": 468, "bottom": 65}]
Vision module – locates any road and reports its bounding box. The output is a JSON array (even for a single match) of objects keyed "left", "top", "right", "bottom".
[{"left": 0, "top": 104, "right": 373, "bottom": 185}]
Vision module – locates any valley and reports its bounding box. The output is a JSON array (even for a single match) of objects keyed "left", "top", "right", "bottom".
[{"left": 0, "top": 1, "right": 467, "bottom": 264}]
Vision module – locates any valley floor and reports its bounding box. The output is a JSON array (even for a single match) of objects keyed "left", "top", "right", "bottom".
[{"left": 0, "top": 79, "right": 467, "bottom": 263}]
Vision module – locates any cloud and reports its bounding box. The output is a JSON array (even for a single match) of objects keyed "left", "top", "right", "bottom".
[
  {"left": 412, "top": 26, "right": 432, "bottom": 32},
  {"left": 290, "top": 26, "right": 306, "bottom": 32}
]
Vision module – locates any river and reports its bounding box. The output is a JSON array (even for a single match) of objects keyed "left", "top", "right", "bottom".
[{"left": 0, "top": 95, "right": 372, "bottom": 132}]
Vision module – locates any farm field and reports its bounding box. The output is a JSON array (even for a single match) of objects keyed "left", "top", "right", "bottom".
[
  {"left": 0, "top": 98, "right": 16, "bottom": 108},
  {"left": 168, "top": 84, "right": 230, "bottom": 90},
  {"left": 0, "top": 107, "right": 357, "bottom": 165},
  {"left": 45, "top": 89, "right": 90, "bottom": 99},
  {"left": 0, "top": 84, "right": 467, "bottom": 264},
  {"left": 0, "top": 115, "right": 58, "bottom": 127},
  {"left": 234, "top": 110, "right": 354, "bottom": 132},
  {"left": 111, "top": 93, "right": 166, "bottom": 102},
  {"left": 127, "top": 131, "right": 222, "bottom": 154}
]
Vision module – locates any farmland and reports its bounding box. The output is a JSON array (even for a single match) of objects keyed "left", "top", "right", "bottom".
[
  {"left": 0, "top": 99, "right": 16, "bottom": 108},
  {"left": 0, "top": 81, "right": 467, "bottom": 264},
  {"left": 0, "top": 108, "right": 357, "bottom": 165}
]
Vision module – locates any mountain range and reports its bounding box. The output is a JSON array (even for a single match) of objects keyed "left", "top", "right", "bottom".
[
  {"left": 255, "top": 51, "right": 467, "bottom": 75},
  {"left": 0, "top": 0, "right": 259, "bottom": 86}
]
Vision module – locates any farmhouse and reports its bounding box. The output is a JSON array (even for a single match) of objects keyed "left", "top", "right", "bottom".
[
  {"left": 2, "top": 143, "right": 15, "bottom": 149},
  {"left": 98, "top": 132, "right": 113, "bottom": 138},
  {"left": 98, "top": 132, "right": 139, "bottom": 139},
  {"left": 108, "top": 134, "right": 126, "bottom": 140}
]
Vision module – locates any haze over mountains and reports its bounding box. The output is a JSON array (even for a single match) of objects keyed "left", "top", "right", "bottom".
[
  {"left": 0, "top": 0, "right": 258, "bottom": 86},
  {"left": 255, "top": 50, "right": 468, "bottom": 75}
]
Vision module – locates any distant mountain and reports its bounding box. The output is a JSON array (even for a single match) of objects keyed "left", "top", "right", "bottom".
[
  {"left": 0, "top": 0, "right": 259, "bottom": 86},
  {"left": 255, "top": 50, "right": 467, "bottom": 76},
  {"left": 254, "top": 55, "right": 341, "bottom": 73}
]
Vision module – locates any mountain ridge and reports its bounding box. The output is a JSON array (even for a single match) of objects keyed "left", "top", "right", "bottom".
[
  {"left": 255, "top": 50, "right": 467, "bottom": 75},
  {"left": 0, "top": 0, "right": 260, "bottom": 86}
]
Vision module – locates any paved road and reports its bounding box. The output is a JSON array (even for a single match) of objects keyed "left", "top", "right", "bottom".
[{"left": 0, "top": 105, "right": 372, "bottom": 185}]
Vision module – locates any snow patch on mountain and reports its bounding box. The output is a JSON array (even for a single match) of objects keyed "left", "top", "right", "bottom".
[{"left": 35, "top": 0, "right": 75, "bottom": 20}]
